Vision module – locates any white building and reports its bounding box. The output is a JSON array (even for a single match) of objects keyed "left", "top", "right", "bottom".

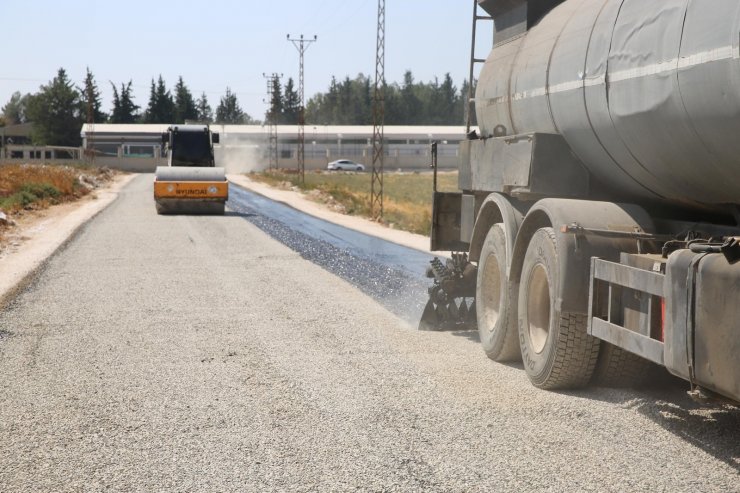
[{"left": 79, "top": 124, "right": 468, "bottom": 172}]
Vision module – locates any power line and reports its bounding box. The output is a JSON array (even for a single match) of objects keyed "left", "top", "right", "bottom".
[{"left": 287, "top": 34, "right": 318, "bottom": 184}]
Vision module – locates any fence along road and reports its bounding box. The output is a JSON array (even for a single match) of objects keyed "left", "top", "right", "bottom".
[{"left": 0, "top": 174, "right": 738, "bottom": 491}]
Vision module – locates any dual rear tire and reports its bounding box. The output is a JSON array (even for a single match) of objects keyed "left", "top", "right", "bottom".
[
  {"left": 476, "top": 224, "right": 520, "bottom": 362},
  {"left": 476, "top": 225, "right": 603, "bottom": 389},
  {"left": 516, "top": 228, "right": 600, "bottom": 389}
]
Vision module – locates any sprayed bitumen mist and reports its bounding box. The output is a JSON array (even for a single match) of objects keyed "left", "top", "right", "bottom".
[{"left": 227, "top": 184, "right": 432, "bottom": 326}]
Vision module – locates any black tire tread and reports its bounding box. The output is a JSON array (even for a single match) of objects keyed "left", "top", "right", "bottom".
[
  {"left": 533, "top": 312, "right": 600, "bottom": 390},
  {"left": 521, "top": 228, "right": 600, "bottom": 390},
  {"left": 592, "top": 343, "right": 653, "bottom": 388}
]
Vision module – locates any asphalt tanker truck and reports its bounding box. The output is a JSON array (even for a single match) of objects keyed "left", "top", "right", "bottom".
[
  {"left": 153, "top": 124, "right": 228, "bottom": 214},
  {"left": 425, "top": 0, "right": 740, "bottom": 402}
]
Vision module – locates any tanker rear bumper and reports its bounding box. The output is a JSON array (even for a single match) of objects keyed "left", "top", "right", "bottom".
[{"left": 589, "top": 251, "right": 740, "bottom": 403}]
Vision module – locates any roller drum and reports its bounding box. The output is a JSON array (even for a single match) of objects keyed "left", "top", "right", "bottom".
[{"left": 155, "top": 166, "right": 226, "bottom": 182}]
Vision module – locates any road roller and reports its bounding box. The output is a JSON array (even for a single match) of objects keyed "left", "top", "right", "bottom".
[
  {"left": 153, "top": 124, "right": 228, "bottom": 214},
  {"left": 426, "top": 0, "right": 740, "bottom": 402}
]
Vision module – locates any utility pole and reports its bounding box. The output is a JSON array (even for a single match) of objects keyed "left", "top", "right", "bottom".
[
  {"left": 263, "top": 72, "right": 282, "bottom": 170},
  {"left": 287, "top": 34, "right": 317, "bottom": 184},
  {"left": 370, "top": 0, "right": 386, "bottom": 220}
]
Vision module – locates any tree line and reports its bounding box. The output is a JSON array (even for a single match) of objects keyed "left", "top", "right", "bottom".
[
  {"left": 1, "top": 68, "right": 256, "bottom": 147},
  {"left": 307, "top": 71, "right": 474, "bottom": 126},
  {"left": 266, "top": 72, "right": 473, "bottom": 126},
  {"left": 2, "top": 67, "right": 476, "bottom": 147}
]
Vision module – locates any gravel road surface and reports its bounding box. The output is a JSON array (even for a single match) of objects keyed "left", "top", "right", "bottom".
[{"left": 0, "top": 174, "right": 738, "bottom": 492}]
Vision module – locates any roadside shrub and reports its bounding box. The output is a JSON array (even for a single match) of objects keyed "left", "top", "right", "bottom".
[
  {"left": 21, "top": 183, "right": 61, "bottom": 200},
  {"left": 1, "top": 191, "right": 38, "bottom": 209}
]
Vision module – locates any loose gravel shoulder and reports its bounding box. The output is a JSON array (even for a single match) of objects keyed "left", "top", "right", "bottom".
[
  {"left": 0, "top": 173, "right": 135, "bottom": 307},
  {"left": 0, "top": 173, "right": 738, "bottom": 492}
]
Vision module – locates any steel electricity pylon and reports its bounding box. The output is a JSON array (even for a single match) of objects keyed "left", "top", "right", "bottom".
[
  {"left": 263, "top": 72, "right": 282, "bottom": 170},
  {"left": 370, "top": 0, "right": 386, "bottom": 220},
  {"left": 287, "top": 34, "right": 317, "bottom": 183}
]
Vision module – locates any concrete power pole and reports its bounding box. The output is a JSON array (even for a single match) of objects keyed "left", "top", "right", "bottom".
[
  {"left": 263, "top": 72, "right": 282, "bottom": 170},
  {"left": 287, "top": 34, "right": 317, "bottom": 184},
  {"left": 370, "top": 0, "right": 386, "bottom": 220}
]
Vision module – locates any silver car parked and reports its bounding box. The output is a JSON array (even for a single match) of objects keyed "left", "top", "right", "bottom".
[{"left": 327, "top": 159, "right": 365, "bottom": 171}]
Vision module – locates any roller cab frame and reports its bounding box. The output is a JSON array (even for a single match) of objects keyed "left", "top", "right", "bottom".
[{"left": 154, "top": 125, "right": 228, "bottom": 215}]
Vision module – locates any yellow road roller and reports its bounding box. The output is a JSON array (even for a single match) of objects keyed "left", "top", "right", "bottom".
[{"left": 154, "top": 124, "right": 228, "bottom": 215}]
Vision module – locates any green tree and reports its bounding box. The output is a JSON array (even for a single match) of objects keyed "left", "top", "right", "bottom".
[
  {"left": 383, "top": 83, "right": 403, "bottom": 125},
  {"left": 26, "top": 68, "right": 83, "bottom": 146},
  {"left": 344, "top": 74, "right": 372, "bottom": 125},
  {"left": 305, "top": 71, "right": 468, "bottom": 125},
  {"left": 282, "top": 78, "right": 300, "bottom": 124},
  {"left": 110, "top": 81, "right": 140, "bottom": 123},
  {"left": 306, "top": 76, "right": 338, "bottom": 124},
  {"left": 173, "top": 76, "right": 198, "bottom": 123},
  {"left": 266, "top": 77, "right": 283, "bottom": 124},
  {"left": 196, "top": 92, "right": 213, "bottom": 123},
  {"left": 305, "top": 94, "right": 324, "bottom": 124},
  {"left": 400, "top": 71, "right": 422, "bottom": 125},
  {"left": 80, "top": 67, "right": 107, "bottom": 123},
  {"left": 356, "top": 74, "right": 373, "bottom": 124},
  {"left": 2, "top": 91, "right": 31, "bottom": 125},
  {"left": 216, "top": 87, "right": 256, "bottom": 124},
  {"left": 440, "top": 73, "right": 458, "bottom": 123},
  {"left": 144, "top": 79, "right": 157, "bottom": 122},
  {"left": 144, "top": 75, "right": 175, "bottom": 123}
]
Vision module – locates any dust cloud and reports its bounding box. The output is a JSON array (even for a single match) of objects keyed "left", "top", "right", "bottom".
[{"left": 213, "top": 128, "right": 267, "bottom": 174}]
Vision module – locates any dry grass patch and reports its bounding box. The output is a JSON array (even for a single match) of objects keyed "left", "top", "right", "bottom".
[
  {"left": 0, "top": 163, "right": 116, "bottom": 242},
  {"left": 249, "top": 169, "right": 459, "bottom": 235}
]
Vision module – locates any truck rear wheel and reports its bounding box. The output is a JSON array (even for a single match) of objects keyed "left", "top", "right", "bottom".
[
  {"left": 518, "top": 228, "right": 600, "bottom": 389},
  {"left": 477, "top": 224, "right": 520, "bottom": 361}
]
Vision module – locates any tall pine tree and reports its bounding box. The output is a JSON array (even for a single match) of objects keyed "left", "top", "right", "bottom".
[
  {"left": 216, "top": 87, "right": 256, "bottom": 124},
  {"left": 282, "top": 78, "right": 300, "bottom": 124},
  {"left": 196, "top": 92, "right": 213, "bottom": 123},
  {"left": 173, "top": 76, "right": 198, "bottom": 123},
  {"left": 266, "top": 77, "right": 283, "bottom": 124},
  {"left": 144, "top": 75, "right": 175, "bottom": 123},
  {"left": 400, "top": 71, "right": 422, "bottom": 125},
  {"left": 110, "top": 81, "right": 140, "bottom": 123},
  {"left": 80, "top": 67, "right": 107, "bottom": 123}
]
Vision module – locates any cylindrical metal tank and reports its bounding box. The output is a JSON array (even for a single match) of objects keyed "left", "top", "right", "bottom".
[{"left": 476, "top": 0, "right": 740, "bottom": 207}]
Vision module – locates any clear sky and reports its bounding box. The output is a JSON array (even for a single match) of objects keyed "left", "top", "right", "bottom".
[{"left": 1, "top": 1, "right": 487, "bottom": 121}]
